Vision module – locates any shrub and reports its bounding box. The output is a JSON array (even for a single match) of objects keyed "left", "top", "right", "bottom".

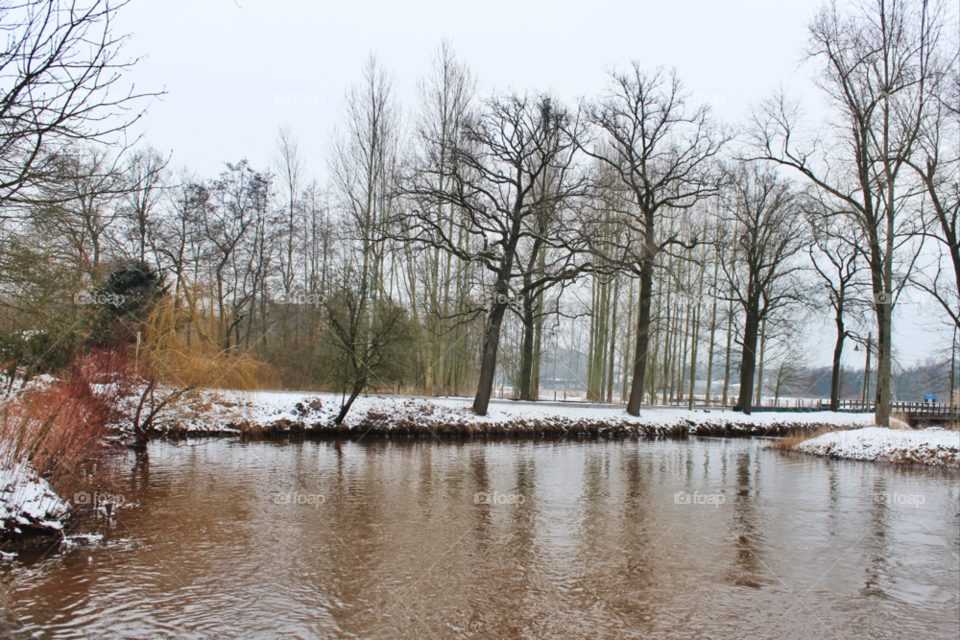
[{"left": 0, "top": 350, "right": 127, "bottom": 503}]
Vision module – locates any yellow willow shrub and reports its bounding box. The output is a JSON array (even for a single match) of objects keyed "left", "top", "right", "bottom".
[{"left": 140, "top": 296, "right": 274, "bottom": 391}]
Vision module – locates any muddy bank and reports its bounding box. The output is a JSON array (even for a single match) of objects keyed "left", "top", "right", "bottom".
[
  {"left": 153, "top": 413, "right": 858, "bottom": 440},
  {"left": 134, "top": 391, "right": 878, "bottom": 441}
]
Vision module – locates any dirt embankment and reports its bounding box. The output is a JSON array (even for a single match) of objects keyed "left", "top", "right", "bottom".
[{"left": 153, "top": 396, "right": 861, "bottom": 440}]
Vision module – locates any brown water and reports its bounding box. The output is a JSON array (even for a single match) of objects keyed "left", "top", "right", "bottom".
[{"left": 1, "top": 437, "right": 957, "bottom": 639}]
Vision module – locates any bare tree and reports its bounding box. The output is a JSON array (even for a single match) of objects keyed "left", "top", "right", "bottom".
[
  {"left": 207, "top": 160, "right": 272, "bottom": 350},
  {"left": 30, "top": 146, "right": 127, "bottom": 282},
  {"left": 272, "top": 127, "right": 306, "bottom": 348},
  {"left": 122, "top": 146, "right": 169, "bottom": 264},
  {"left": 322, "top": 269, "right": 412, "bottom": 425},
  {"left": 408, "top": 40, "right": 477, "bottom": 396},
  {"left": 329, "top": 55, "right": 401, "bottom": 302},
  {"left": 719, "top": 162, "right": 807, "bottom": 414},
  {"left": 0, "top": 0, "right": 158, "bottom": 206},
  {"left": 907, "top": 63, "right": 959, "bottom": 330},
  {"left": 751, "top": 0, "right": 945, "bottom": 425},
  {"left": 808, "top": 211, "right": 867, "bottom": 410},
  {"left": 404, "top": 92, "right": 586, "bottom": 415},
  {"left": 582, "top": 62, "right": 728, "bottom": 416}
]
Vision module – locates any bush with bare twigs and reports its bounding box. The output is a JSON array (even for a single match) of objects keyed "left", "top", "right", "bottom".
[{"left": 0, "top": 350, "right": 128, "bottom": 516}]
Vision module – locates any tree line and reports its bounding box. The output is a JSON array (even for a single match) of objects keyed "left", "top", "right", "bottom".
[{"left": 0, "top": 0, "right": 957, "bottom": 425}]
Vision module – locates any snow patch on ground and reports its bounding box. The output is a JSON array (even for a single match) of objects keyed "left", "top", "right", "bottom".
[
  {"left": 140, "top": 388, "right": 878, "bottom": 436},
  {"left": 0, "top": 464, "right": 67, "bottom": 535},
  {"left": 794, "top": 427, "right": 960, "bottom": 468}
]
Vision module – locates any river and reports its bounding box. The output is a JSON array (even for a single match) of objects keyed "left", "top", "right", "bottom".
[{"left": 1, "top": 437, "right": 957, "bottom": 639}]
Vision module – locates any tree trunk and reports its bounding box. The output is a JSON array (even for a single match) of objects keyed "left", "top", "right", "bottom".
[
  {"left": 861, "top": 333, "right": 872, "bottom": 409},
  {"left": 829, "top": 310, "right": 845, "bottom": 411},
  {"left": 587, "top": 275, "right": 602, "bottom": 401},
  {"left": 334, "top": 381, "right": 366, "bottom": 425},
  {"left": 626, "top": 253, "right": 655, "bottom": 416},
  {"left": 517, "top": 291, "right": 535, "bottom": 401},
  {"left": 677, "top": 303, "right": 690, "bottom": 403},
  {"left": 687, "top": 301, "right": 700, "bottom": 410},
  {"left": 722, "top": 291, "right": 734, "bottom": 406},
  {"left": 622, "top": 277, "right": 635, "bottom": 402},
  {"left": 737, "top": 309, "right": 761, "bottom": 415},
  {"left": 875, "top": 302, "right": 892, "bottom": 425},
  {"left": 532, "top": 295, "right": 542, "bottom": 400},
  {"left": 704, "top": 266, "right": 719, "bottom": 405},
  {"left": 606, "top": 276, "right": 620, "bottom": 403},
  {"left": 473, "top": 301, "right": 509, "bottom": 415},
  {"left": 755, "top": 317, "right": 766, "bottom": 408}
]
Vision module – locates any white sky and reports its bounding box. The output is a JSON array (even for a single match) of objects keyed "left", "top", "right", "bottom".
[
  {"left": 113, "top": 0, "right": 950, "bottom": 367},
  {"left": 116, "top": 0, "right": 827, "bottom": 176}
]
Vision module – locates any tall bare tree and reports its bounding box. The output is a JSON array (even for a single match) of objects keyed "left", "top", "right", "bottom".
[
  {"left": 207, "top": 160, "right": 271, "bottom": 350},
  {"left": 329, "top": 55, "right": 401, "bottom": 303},
  {"left": 405, "top": 92, "right": 586, "bottom": 415},
  {"left": 751, "top": 0, "right": 945, "bottom": 425},
  {"left": 907, "top": 62, "right": 959, "bottom": 330},
  {"left": 720, "top": 162, "right": 807, "bottom": 414},
  {"left": 122, "top": 146, "right": 169, "bottom": 264},
  {"left": 582, "top": 62, "right": 727, "bottom": 416},
  {"left": 808, "top": 212, "right": 866, "bottom": 410},
  {"left": 272, "top": 127, "right": 307, "bottom": 349},
  {"left": 410, "top": 40, "right": 476, "bottom": 395}
]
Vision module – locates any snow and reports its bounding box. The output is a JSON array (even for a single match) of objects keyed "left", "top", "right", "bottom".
[
  {"left": 794, "top": 427, "right": 960, "bottom": 468},
  {"left": 0, "top": 464, "right": 67, "bottom": 535},
  {"left": 136, "top": 388, "right": 878, "bottom": 437},
  {"left": 0, "top": 372, "right": 56, "bottom": 398}
]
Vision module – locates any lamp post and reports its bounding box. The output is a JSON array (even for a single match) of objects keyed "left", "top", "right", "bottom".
[{"left": 861, "top": 333, "right": 872, "bottom": 411}]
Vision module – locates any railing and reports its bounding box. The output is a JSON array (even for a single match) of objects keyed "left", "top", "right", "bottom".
[
  {"left": 528, "top": 390, "right": 958, "bottom": 419},
  {"left": 889, "top": 402, "right": 959, "bottom": 419},
  {"left": 827, "top": 399, "right": 874, "bottom": 412}
]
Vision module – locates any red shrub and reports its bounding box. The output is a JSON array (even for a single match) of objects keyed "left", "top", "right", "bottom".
[{"left": 1, "top": 348, "right": 132, "bottom": 500}]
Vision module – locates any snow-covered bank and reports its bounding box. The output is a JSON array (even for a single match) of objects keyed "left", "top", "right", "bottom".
[
  {"left": 791, "top": 427, "right": 960, "bottom": 469},
  {"left": 0, "top": 464, "right": 67, "bottom": 545},
  {"left": 142, "top": 388, "right": 878, "bottom": 438}
]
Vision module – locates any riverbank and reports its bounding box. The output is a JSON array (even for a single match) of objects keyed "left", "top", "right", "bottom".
[
  {"left": 785, "top": 426, "right": 960, "bottom": 469},
  {"left": 138, "top": 388, "right": 878, "bottom": 439},
  {"left": 0, "top": 464, "right": 67, "bottom": 553}
]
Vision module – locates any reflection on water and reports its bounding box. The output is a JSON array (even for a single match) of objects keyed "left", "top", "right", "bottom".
[{"left": 1, "top": 437, "right": 957, "bottom": 639}]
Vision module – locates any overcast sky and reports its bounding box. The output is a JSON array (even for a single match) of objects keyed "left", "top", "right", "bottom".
[
  {"left": 115, "top": 0, "right": 830, "bottom": 176},
  {"left": 113, "top": 0, "right": 951, "bottom": 369}
]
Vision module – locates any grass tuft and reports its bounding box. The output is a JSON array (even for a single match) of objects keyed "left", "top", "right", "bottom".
[{"left": 768, "top": 426, "right": 837, "bottom": 452}]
